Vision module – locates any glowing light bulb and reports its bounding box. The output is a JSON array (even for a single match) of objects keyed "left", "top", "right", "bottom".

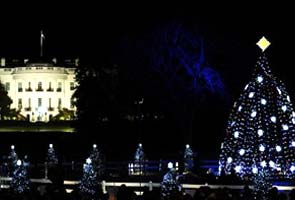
[
  {"left": 261, "top": 99, "right": 267, "bottom": 105},
  {"left": 259, "top": 145, "right": 265, "bottom": 152},
  {"left": 17, "top": 160, "right": 22, "bottom": 166},
  {"left": 238, "top": 106, "right": 242, "bottom": 111},
  {"left": 257, "top": 76, "right": 263, "bottom": 83},
  {"left": 235, "top": 165, "right": 242, "bottom": 173},
  {"left": 271, "top": 116, "right": 276, "bottom": 123},
  {"left": 239, "top": 149, "right": 245, "bottom": 156},
  {"left": 249, "top": 92, "right": 254, "bottom": 98},
  {"left": 276, "top": 145, "right": 282, "bottom": 152},
  {"left": 234, "top": 131, "right": 239, "bottom": 138},
  {"left": 257, "top": 129, "right": 264, "bottom": 137},
  {"left": 227, "top": 157, "right": 233, "bottom": 163},
  {"left": 269, "top": 161, "right": 275, "bottom": 168},
  {"left": 244, "top": 84, "right": 249, "bottom": 90},
  {"left": 277, "top": 87, "right": 282, "bottom": 95},
  {"left": 261, "top": 161, "right": 266, "bottom": 168},
  {"left": 252, "top": 167, "right": 258, "bottom": 174},
  {"left": 282, "top": 124, "right": 289, "bottom": 131},
  {"left": 86, "top": 158, "right": 92, "bottom": 164},
  {"left": 168, "top": 162, "right": 173, "bottom": 169}
]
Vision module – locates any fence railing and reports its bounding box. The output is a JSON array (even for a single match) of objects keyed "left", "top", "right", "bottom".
[
  {"left": 0, "top": 160, "right": 218, "bottom": 181},
  {"left": 1, "top": 177, "right": 295, "bottom": 193}
]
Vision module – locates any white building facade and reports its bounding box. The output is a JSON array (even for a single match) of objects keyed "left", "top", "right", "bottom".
[{"left": 0, "top": 58, "right": 77, "bottom": 122}]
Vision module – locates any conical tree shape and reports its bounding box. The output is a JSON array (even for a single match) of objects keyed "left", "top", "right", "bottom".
[
  {"left": 134, "top": 143, "right": 145, "bottom": 175},
  {"left": 79, "top": 158, "right": 98, "bottom": 197},
  {"left": 11, "top": 159, "right": 30, "bottom": 194},
  {"left": 219, "top": 53, "right": 295, "bottom": 180}
]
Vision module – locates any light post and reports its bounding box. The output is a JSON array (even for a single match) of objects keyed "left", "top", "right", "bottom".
[
  {"left": 134, "top": 97, "right": 144, "bottom": 141},
  {"left": 134, "top": 98, "right": 144, "bottom": 199}
]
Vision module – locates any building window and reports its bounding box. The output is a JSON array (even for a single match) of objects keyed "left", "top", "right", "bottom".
[
  {"left": 26, "top": 82, "right": 32, "bottom": 92},
  {"left": 25, "top": 98, "right": 31, "bottom": 111},
  {"left": 37, "top": 82, "right": 43, "bottom": 91},
  {"left": 58, "top": 98, "right": 62, "bottom": 109},
  {"left": 70, "top": 82, "right": 75, "bottom": 90},
  {"left": 38, "top": 98, "right": 42, "bottom": 107},
  {"left": 57, "top": 82, "right": 62, "bottom": 92},
  {"left": 70, "top": 98, "right": 75, "bottom": 109},
  {"left": 47, "top": 82, "right": 53, "bottom": 92},
  {"left": 49, "top": 98, "right": 54, "bottom": 111},
  {"left": 18, "top": 98, "right": 22, "bottom": 110},
  {"left": 18, "top": 82, "right": 23, "bottom": 92},
  {"left": 5, "top": 82, "right": 10, "bottom": 91}
]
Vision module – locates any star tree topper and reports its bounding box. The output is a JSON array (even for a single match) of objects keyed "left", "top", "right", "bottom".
[{"left": 256, "top": 36, "right": 271, "bottom": 52}]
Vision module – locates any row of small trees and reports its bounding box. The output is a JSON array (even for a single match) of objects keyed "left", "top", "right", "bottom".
[
  {"left": 4, "top": 143, "right": 194, "bottom": 199},
  {"left": 5, "top": 144, "right": 58, "bottom": 194}
]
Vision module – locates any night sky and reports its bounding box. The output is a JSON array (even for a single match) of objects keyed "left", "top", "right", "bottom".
[{"left": 1, "top": 5, "right": 295, "bottom": 159}]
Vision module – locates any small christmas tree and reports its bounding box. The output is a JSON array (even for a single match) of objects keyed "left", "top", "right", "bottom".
[
  {"left": 9, "top": 145, "right": 18, "bottom": 165},
  {"left": 134, "top": 143, "right": 145, "bottom": 175},
  {"left": 46, "top": 144, "right": 58, "bottom": 165},
  {"left": 8, "top": 145, "right": 18, "bottom": 176},
  {"left": 253, "top": 170, "right": 272, "bottom": 200},
  {"left": 79, "top": 158, "right": 98, "bottom": 198},
  {"left": 89, "top": 144, "right": 104, "bottom": 178},
  {"left": 160, "top": 162, "right": 181, "bottom": 200},
  {"left": 11, "top": 159, "right": 30, "bottom": 194},
  {"left": 184, "top": 144, "right": 194, "bottom": 173}
]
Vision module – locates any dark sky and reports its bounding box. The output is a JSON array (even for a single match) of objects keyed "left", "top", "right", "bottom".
[
  {"left": 1, "top": 6, "right": 294, "bottom": 99},
  {"left": 1, "top": 4, "right": 295, "bottom": 159}
]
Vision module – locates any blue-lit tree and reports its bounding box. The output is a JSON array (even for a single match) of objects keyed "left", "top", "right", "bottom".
[
  {"left": 134, "top": 143, "right": 145, "bottom": 175},
  {"left": 8, "top": 145, "right": 18, "bottom": 176},
  {"left": 11, "top": 159, "right": 30, "bottom": 194},
  {"left": 219, "top": 39, "right": 295, "bottom": 184},
  {"left": 160, "top": 162, "right": 181, "bottom": 200},
  {"left": 79, "top": 158, "right": 98, "bottom": 198},
  {"left": 184, "top": 144, "right": 194, "bottom": 173},
  {"left": 141, "top": 23, "right": 225, "bottom": 97},
  {"left": 118, "top": 22, "right": 226, "bottom": 144},
  {"left": 46, "top": 144, "right": 58, "bottom": 165},
  {"left": 89, "top": 144, "right": 105, "bottom": 179},
  {"left": 9, "top": 145, "right": 18, "bottom": 164},
  {"left": 79, "top": 145, "right": 104, "bottom": 198}
]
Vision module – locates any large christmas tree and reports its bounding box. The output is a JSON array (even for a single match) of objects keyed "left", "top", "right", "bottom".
[{"left": 219, "top": 37, "right": 295, "bottom": 180}]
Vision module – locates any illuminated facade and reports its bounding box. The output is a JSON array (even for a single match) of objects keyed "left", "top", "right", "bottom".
[{"left": 0, "top": 58, "right": 77, "bottom": 122}]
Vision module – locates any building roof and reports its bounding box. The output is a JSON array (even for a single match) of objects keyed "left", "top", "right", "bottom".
[{"left": 0, "top": 57, "right": 78, "bottom": 68}]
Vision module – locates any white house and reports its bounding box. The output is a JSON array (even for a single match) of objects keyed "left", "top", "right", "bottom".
[{"left": 0, "top": 57, "right": 77, "bottom": 122}]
